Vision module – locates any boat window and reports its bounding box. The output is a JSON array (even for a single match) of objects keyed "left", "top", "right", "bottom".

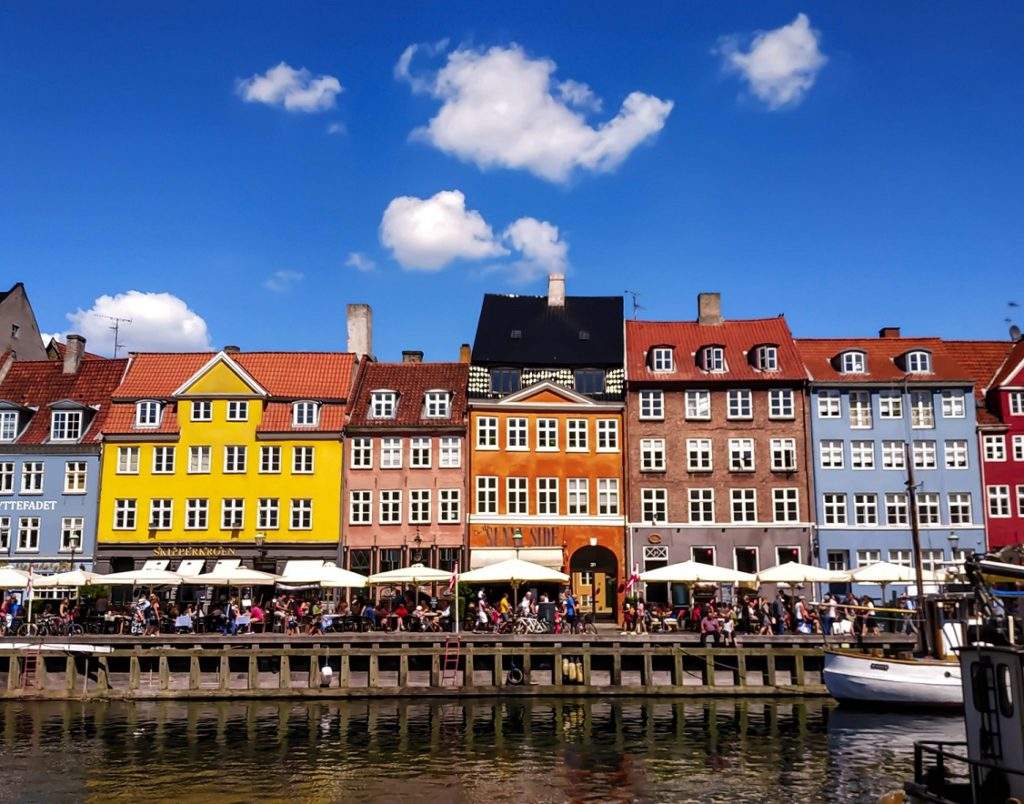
[
  {"left": 998, "top": 664, "right": 1014, "bottom": 718},
  {"left": 971, "top": 661, "right": 995, "bottom": 713}
]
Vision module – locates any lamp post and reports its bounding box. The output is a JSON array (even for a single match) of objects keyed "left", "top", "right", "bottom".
[
  {"left": 511, "top": 528, "right": 524, "bottom": 612},
  {"left": 948, "top": 531, "right": 960, "bottom": 579},
  {"left": 254, "top": 532, "right": 267, "bottom": 571},
  {"left": 413, "top": 528, "right": 423, "bottom": 564}
]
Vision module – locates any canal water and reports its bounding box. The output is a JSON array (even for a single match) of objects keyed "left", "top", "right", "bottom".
[{"left": 0, "top": 697, "right": 962, "bottom": 803}]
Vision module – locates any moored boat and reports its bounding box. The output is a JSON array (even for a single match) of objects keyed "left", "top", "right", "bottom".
[{"left": 823, "top": 648, "right": 961, "bottom": 708}]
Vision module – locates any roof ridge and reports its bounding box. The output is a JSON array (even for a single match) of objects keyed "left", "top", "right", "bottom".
[{"left": 628, "top": 316, "right": 787, "bottom": 325}]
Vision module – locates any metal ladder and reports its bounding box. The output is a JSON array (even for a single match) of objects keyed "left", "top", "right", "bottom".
[
  {"left": 21, "top": 648, "right": 42, "bottom": 690},
  {"left": 441, "top": 636, "right": 461, "bottom": 686}
]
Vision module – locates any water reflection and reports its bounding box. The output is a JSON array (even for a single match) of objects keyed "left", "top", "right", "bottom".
[{"left": 0, "top": 697, "right": 963, "bottom": 803}]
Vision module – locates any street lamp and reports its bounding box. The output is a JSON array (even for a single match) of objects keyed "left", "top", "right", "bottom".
[
  {"left": 254, "top": 532, "right": 267, "bottom": 565},
  {"left": 512, "top": 527, "right": 523, "bottom": 560},
  {"left": 413, "top": 528, "right": 424, "bottom": 564}
]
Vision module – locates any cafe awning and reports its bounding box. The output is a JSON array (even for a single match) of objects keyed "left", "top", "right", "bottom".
[
  {"left": 469, "top": 548, "right": 563, "bottom": 571},
  {"left": 640, "top": 560, "right": 757, "bottom": 585},
  {"left": 368, "top": 564, "right": 453, "bottom": 585}
]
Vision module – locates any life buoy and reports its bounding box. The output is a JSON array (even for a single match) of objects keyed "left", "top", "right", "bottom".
[{"left": 507, "top": 666, "right": 524, "bottom": 686}]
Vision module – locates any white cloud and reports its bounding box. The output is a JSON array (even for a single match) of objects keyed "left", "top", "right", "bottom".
[
  {"left": 397, "top": 43, "right": 673, "bottom": 183},
  {"left": 63, "top": 291, "right": 212, "bottom": 353},
  {"left": 717, "top": 13, "right": 827, "bottom": 110},
  {"left": 262, "top": 270, "right": 304, "bottom": 293},
  {"left": 236, "top": 62, "right": 342, "bottom": 113},
  {"left": 379, "top": 190, "right": 509, "bottom": 271},
  {"left": 502, "top": 218, "right": 568, "bottom": 283},
  {"left": 345, "top": 252, "right": 377, "bottom": 273},
  {"left": 326, "top": 122, "right": 346, "bottom": 135},
  {"left": 394, "top": 38, "right": 450, "bottom": 94}
]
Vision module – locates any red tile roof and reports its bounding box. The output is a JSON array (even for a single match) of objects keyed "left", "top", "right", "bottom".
[
  {"left": 626, "top": 318, "right": 806, "bottom": 383},
  {"left": 257, "top": 402, "right": 346, "bottom": 433},
  {"left": 48, "top": 340, "right": 105, "bottom": 362},
  {"left": 347, "top": 362, "right": 469, "bottom": 428},
  {"left": 101, "top": 402, "right": 181, "bottom": 436},
  {"left": 795, "top": 337, "right": 972, "bottom": 384},
  {"left": 0, "top": 358, "right": 127, "bottom": 444},
  {"left": 990, "top": 339, "right": 1024, "bottom": 389}
]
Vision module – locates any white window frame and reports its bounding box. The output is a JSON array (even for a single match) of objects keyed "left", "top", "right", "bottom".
[
  {"left": 537, "top": 477, "right": 559, "bottom": 515},
  {"left": 379, "top": 490, "right": 402, "bottom": 524},
  {"left": 191, "top": 400, "right": 212, "bottom": 422},
  {"left": 906, "top": 350, "right": 932, "bottom": 373},
  {"left": 50, "top": 410, "right": 83, "bottom": 442},
  {"left": 849, "top": 391, "right": 872, "bottom": 429},
  {"left": 223, "top": 445, "right": 247, "bottom": 474},
  {"left": 701, "top": 346, "right": 726, "bottom": 373},
  {"left": 349, "top": 491, "right": 372, "bottom": 525},
  {"left": 882, "top": 440, "right": 906, "bottom": 471},
  {"left": 1010, "top": 391, "right": 1024, "bottom": 417},
  {"left": 59, "top": 516, "right": 84, "bottom": 552},
  {"left": 476, "top": 416, "right": 498, "bottom": 449},
  {"left": 0, "top": 410, "right": 18, "bottom": 441},
  {"left": 152, "top": 446, "right": 175, "bottom": 475},
  {"left": 292, "top": 446, "right": 315, "bottom": 474},
  {"left": 984, "top": 435, "right": 1007, "bottom": 462},
  {"left": 850, "top": 440, "right": 875, "bottom": 470},
  {"left": 567, "top": 419, "right": 588, "bottom": 451},
  {"left": 424, "top": 391, "right": 451, "bottom": 419},
  {"left": 730, "top": 488, "right": 757, "bottom": 523},
  {"left": 63, "top": 461, "right": 87, "bottom": 494},
  {"left": 728, "top": 438, "right": 755, "bottom": 472},
  {"left": 823, "top": 493, "right": 847, "bottom": 525},
  {"left": 221, "top": 498, "right": 245, "bottom": 529},
  {"left": 117, "top": 446, "right": 140, "bottom": 475},
  {"left": 596, "top": 419, "right": 619, "bottom": 451},
  {"left": 641, "top": 488, "right": 667, "bottom": 523},
  {"left": 506, "top": 417, "right": 529, "bottom": 451},
  {"left": 912, "top": 440, "right": 937, "bottom": 470},
  {"left": 259, "top": 445, "right": 281, "bottom": 474},
  {"left": 686, "top": 438, "right": 713, "bottom": 472},
  {"left": 20, "top": 462, "right": 44, "bottom": 494},
  {"left": 292, "top": 401, "right": 320, "bottom": 427},
  {"left": 1013, "top": 435, "right": 1024, "bottom": 462},
  {"left": 475, "top": 477, "right": 498, "bottom": 515},
  {"left": 840, "top": 351, "right": 866, "bottom": 374},
  {"left": 885, "top": 493, "right": 909, "bottom": 526},
  {"left": 0, "top": 462, "right": 11, "bottom": 495},
  {"left": 567, "top": 478, "right": 589, "bottom": 515},
  {"left": 770, "top": 438, "right": 797, "bottom": 472},
  {"left": 17, "top": 517, "right": 40, "bottom": 552},
  {"left": 916, "top": 492, "right": 941, "bottom": 526},
  {"left": 507, "top": 477, "right": 529, "bottom": 515},
  {"left": 768, "top": 388, "right": 795, "bottom": 420},
  {"left": 408, "top": 490, "right": 431, "bottom": 525},
  {"left": 113, "top": 499, "right": 137, "bottom": 530},
  {"left": 409, "top": 437, "right": 432, "bottom": 468},
  {"left": 257, "top": 497, "right": 279, "bottom": 530},
  {"left": 185, "top": 498, "right": 209, "bottom": 530},
  {"left": 773, "top": 488, "right": 799, "bottom": 523},
  {"left": 439, "top": 436, "right": 462, "bottom": 468},
  {"left": 536, "top": 418, "right": 559, "bottom": 451},
  {"left": 370, "top": 391, "right": 397, "bottom": 420},
  {"left": 135, "top": 400, "right": 161, "bottom": 428},
  {"left": 439, "top": 489, "right": 461, "bottom": 523},
  {"left": 910, "top": 391, "right": 935, "bottom": 429},
  {"left": 149, "top": 498, "right": 173, "bottom": 530},
  {"left": 755, "top": 345, "right": 778, "bottom": 372},
  {"left": 226, "top": 400, "right": 249, "bottom": 422},
  {"left": 290, "top": 498, "right": 313, "bottom": 530},
  {"left": 640, "top": 438, "right": 666, "bottom": 472},
  {"left": 940, "top": 391, "right": 965, "bottom": 419},
  {"left": 638, "top": 390, "right": 664, "bottom": 421},
  {"left": 688, "top": 488, "right": 714, "bottom": 524},
  {"left": 853, "top": 493, "right": 878, "bottom": 526},
  {"left": 381, "top": 437, "right": 403, "bottom": 469},
  {"left": 944, "top": 439, "right": 969, "bottom": 469},
  {"left": 187, "top": 445, "right": 211, "bottom": 474},
  {"left": 651, "top": 347, "right": 674, "bottom": 372},
  {"left": 684, "top": 390, "right": 711, "bottom": 421},
  {"left": 948, "top": 492, "right": 973, "bottom": 526},
  {"left": 988, "top": 485, "right": 1011, "bottom": 518},
  {"left": 350, "top": 437, "right": 373, "bottom": 469},
  {"left": 878, "top": 391, "right": 903, "bottom": 419},
  {"left": 819, "top": 440, "right": 844, "bottom": 470},
  {"left": 817, "top": 390, "right": 841, "bottom": 418},
  {"left": 727, "top": 389, "right": 753, "bottom": 420},
  {"left": 597, "top": 478, "right": 620, "bottom": 516}
]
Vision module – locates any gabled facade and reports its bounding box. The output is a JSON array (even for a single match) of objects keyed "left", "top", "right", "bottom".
[
  {"left": 0, "top": 336, "right": 125, "bottom": 570},
  {"left": 0, "top": 283, "right": 47, "bottom": 361}
]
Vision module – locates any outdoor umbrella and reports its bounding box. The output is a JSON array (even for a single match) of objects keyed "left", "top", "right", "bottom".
[
  {"left": 756, "top": 561, "right": 851, "bottom": 585},
  {"left": 850, "top": 560, "right": 947, "bottom": 601},
  {"left": 319, "top": 565, "right": 368, "bottom": 589},
  {"left": 0, "top": 567, "right": 29, "bottom": 588},
  {"left": 368, "top": 564, "right": 453, "bottom": 585},
  {"left": 31, "top": 569, "right": 104, "bottom": 588},
  {"left": 99, "top": 569, "right": 184, "bottom": 586},
  {"left": 181, "top": 567, "right": 278, "bottom": 586},
  {"left": 459, "top": 557, "right": 570, "bottom": 612},
  {"left": 639, "top": 560, "right": 756, "bottom": 585}
]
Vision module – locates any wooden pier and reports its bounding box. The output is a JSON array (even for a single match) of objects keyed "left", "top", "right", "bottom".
[{"left": 0, "top": 633, "right": 915, "bottom": 701}]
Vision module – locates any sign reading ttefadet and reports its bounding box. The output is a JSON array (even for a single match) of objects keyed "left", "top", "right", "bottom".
[{"left": 0, "top": 500, "right": 58, "bottom": 511}]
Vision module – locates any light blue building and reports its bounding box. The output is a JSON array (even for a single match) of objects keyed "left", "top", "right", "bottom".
[{"left": 798, "top": 332, "right": 985, "bottom": 598}]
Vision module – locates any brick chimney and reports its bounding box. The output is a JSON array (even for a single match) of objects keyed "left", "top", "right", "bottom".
[
  {"left": 222, "top": 345, "right": 241, "bottom": 354},
  {"left": 879, "top": 327, "right": 901, "bottom": 339},
  {"left": 459, "top": 343, "right": 471, "bottom": 364},
  {"left": 698, "top": 292, "right": 722, "bottom": 325},
  {"left": 63, "top": 334, "right": 86, "bottom": 375},
  {"left": 0, "top": 350, "right": 13, "bottom": 384},
  {"left": 347, "top": 303, "right": 372, "bottom": 358},
  {"left": 402, "top": 350, "right": 423, "bottom": 364},
  {"left": 547, "top": 273, "right": 565, "bottom": 307}
]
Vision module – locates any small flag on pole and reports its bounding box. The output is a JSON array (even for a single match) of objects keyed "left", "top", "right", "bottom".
[
  {"left": 625, "top": 564, "right": 641, "bottom": 593},
  {"left": 447, "top": 563, "right": 459, "bottom": 594}
]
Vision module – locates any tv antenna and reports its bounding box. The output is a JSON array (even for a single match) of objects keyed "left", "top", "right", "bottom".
[
  {"left": 98, "top": 314, "right": 132, "bottom": 357},
  {"left": 624, "top": 290, "right": 644, "bottom": 320}
]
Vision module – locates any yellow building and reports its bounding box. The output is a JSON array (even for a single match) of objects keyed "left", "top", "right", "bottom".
[{"left": 96, "top": 349, "right": 355, "bottom": 573}]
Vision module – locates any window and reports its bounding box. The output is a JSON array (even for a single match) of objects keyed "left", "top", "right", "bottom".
[
  {"left": 684, "top": 390, "right": 711, "bottom": 421},
  {"left": 21, "top": 462, "right": 43, "bottom": 494},
  {"left": 259, "top": 446, "right": 281, "bottom": 473},
  {"left": 988, "top": 485, "right": 1011, "bottom": 518},
  {"left": 879, "top": 391, "right": 903, "bottom": 419},
  {"left": 537, "top": 477, "right": 559, "bottom": 515},
  {"left": 424, "top": 391, "right": 450, "bottom": 419},
  {"left": 410, "top": 437, "right": 431, "bottom": 468},
  {"left": 941, "top": 391, "right": 965, "bottom": 418},
  {"left": 755, "top": 345, "right": 779, "bottom": 372},
  {"left": 293, "top": 401, "right": 319, "bottom": 426},
  {"left": 60, "top": 517, "right": 84, "bottom": 552},
  {"left": 221, "top": 498, "right": 244, "bottom": 529},
  {"left": 567, "top": 419, "right": 588, "bottom": 451},
  {"left": 597, "top": 479, "right": 620, "bottom": 515},
  {"left": 0, "top": 462, "right": 11, "bottom": 494},
  {"left": 773, "top": 488, "right": 799, "bottom": 523},
  {"left": 917, "top": 492, "right": 940, "bottom": 525},
  {"left": 823, "top": 493, "right": 847, "bottom": 525},
  {"left": 1019, "top": 486, "right": 1024, "bottom": 518},
  {"left": 687, "top": 438, "right": 713, "bottom": 471},
  {"left": 827, "top": 551, "right": 849, "bottom": 572},
  {"left": 226, "top": 401, "right": 248, "bottom": 421},
  {"left": 727, "top": 389, "right": 752, "bottom": 420},
  {"left": 857, "top": 550, "right": 881, "bottom": 567},
  {"left": 290, "top": 499, "right": 313, "bottom": 530},
  {"left": 381, "top": 437, "right": 403, "bottom": 469},
  {"left": 506, "top": 418, "right": 528, "bottom": 450},
  {"left": 854, "top": 493, "right": 878, "bottom": 526},
  {"left": 849, "top": 391, "right": 872, "bottom": 429},
  {"left": 507, "top": 477, "right": 529, "bottom": 514},
  {"left": 113, "top": 499, "right": 136, "bottom": 530},
  {"left": 910, "top": 391, "right": 934, "bottom": 428},
  {"left": 567, "top": 478, "right": 589, "bottom": 515},
  {"left": 408, "top": 490, "right": 431, "bottom": 524},
  {"left": 730, "top": 489, "right": 757, "bottom": 523},
  {"left": 768, "top": 389, "right": 795, "bottom": 419},
  {"left": 537, "top": 418, "right": 558, "bottom": 451},
  {"left": 817, "top": 390, "right": 841, "bottom": 418},
  {"left": 370, "top": 391, "right": 397, "bottom": 419},
  {"left": 0, "top": 410, "right": 18, "bottom": 441},
  {"left": 64, "top": 461, "right": 87, "bottom": 493},
  {"left": 476, "top": 416, "right": 498, "bottom": 448},
  {"left": 639, "top": 390, "right": 664, "bottom": 420},
  {"left": 379, "top": 548, "right": 402, "bottom": 573},
  {"left": 912, "top": 440, "right": 937, "bottom": 470},
  {"left": 149, "top": 499, "right": 173, "bottom": 529},
  {"left": 17, "top": 517, "right": 40, "bottom": 551},
  {"left": 688, "top": 488, "right": 714, "bottom": 523},
  {"left": 945, "top": 439, "right": 969, "bottom": 469},
  {"left": 191, "top": 400, "right": 212, "bottom": 421},
  {"left": 257, "top": 498, "right": 279, "bottom": 530},
  {"left": 906, "top": 351, "right": 932, "bottom": 373},
  {"left": 651, "top": 347, "right": 674, "bottom": 372},
  {"left": 224, "top": 445, "right": 247, "bottom": 473},
  {"left": 152, "top": 446, "right": 175, "bottom": 474},
  {"left": 379, "top": 490, "right": 402, "bottom": 524},
  {"left": 292, "top": 446, "right": 314, "bottom": 473},
  {"left": 573, "top": 368, "right": 605, "bottom": 395},
  {"left": 597, "top": 419, "right": 619, "bottom": 451},
  {"left": 642, "top": 488, "right": 667, "bottom": 523},
  {"left": 889, "top": 549, "right": 912, "bottom": 567},
  {"left": 187, "top": 446, "right": 210, "bottom": 474},
  {"left": 439, "top": 489, "right": 461, "bottom": 523},
  {"left": 50, "top": 410, "right": 82, "bottom": 441},
  {"left": 820, "top": 440, "right": 844, "bottom": 469},
  {"left": 882, "top": 440, "right": 906, "bottom": 470},
  {"left": 848, "top": 440, "right": 874, "bottom": 470},
  {"left": 701, "top": 346, "right": 726, "bottom": 372},
  {"left": 117, "top": 446, "right": 140, "bottom": 474},
  {"left": 885, "top": 493, "right": 909, "bottom": 525},
  {"left": 438, "top": 546, "right": 461, "bottom": 572},
  {"left": 1011, "top": 391, "right": 1024, "bottom": 416},
  {"left": 922, "top": 549, "right": 945, "bottom": 573},
  {"left": 350, "top": 437, "right": 372, "bottom": 469},
  {"left": 728, "top": 438, "right": 755, "bottom": 472},
  {"left": 349, "top": 490, "right": 372, "bottom": 525},
  {"left": 490, "top": 368, "right": 521, "bottom": 395},
  {"left": 135, "top": 401, "right": 161, "bottom": 428},
  {"left": 770, "top": 438, "right": 797, "bottom": 472},
  {"left": 476, "top": 477, "right": 498, "bottom": 515},
  {"left": 1014, "top": 436, "right": 1024, "bottom": 462},
  {"left": 949, "top": 493, "right": 973, "bottom": 525},
  {"left": 839, "top": 351, "right": 866, "bottom": 374},
  {"left": 984, "top": 435, "right": 1007, "bottom": 461},
  {"left": 439, "top": 436, "right": 462, "bottom": 467},
  {"left": 640, "top": 438, "right": 666, "bottom": 472},
  {"left": 185, "top": 499, "right": 208, "bottom": 530}
]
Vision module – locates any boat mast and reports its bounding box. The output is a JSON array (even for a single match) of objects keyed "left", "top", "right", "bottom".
[{"left": 903, "top": 440, "right": 929, "bottom": 654}]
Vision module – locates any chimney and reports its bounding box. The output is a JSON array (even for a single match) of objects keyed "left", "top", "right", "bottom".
[
  {"left": 697, "top": 292, "right": 722, "bottom": 325},
  {"left": 0, "top": 350, "right": 13, "bottom": 384},
  {"left": 879, "top": 327, "right": 901, "bottom": 339},
  {"left": 402, "top": 350, "right": 423, "bottom": 364},
  {"left": 459, "top": 343, "right": 471, "bottom": 364},
  {"left": 63, "top": 334, "right": 86, "bottom": 375},
  {"left": 547, "top": 273, "right": 565, "bottom": 307},
  {"left": 222, "top": 345, "right": 241, "bottom": 354},
  {"left": 347, "top": 303, "right": 373, "bottom": 358}
]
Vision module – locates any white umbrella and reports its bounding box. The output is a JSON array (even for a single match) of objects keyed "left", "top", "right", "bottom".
[
  {"left": 0, "top": 567, "right": 29, "bottom": 588},
  {"left": 757, "top": 561, "right": 851, "bottom": 584},
  {"left": 31, "top": 569, "right": 105, "bottom": 588},
  {"left": 368, "top": 563, "right": 453, "bottom": 585},
  {"left": 181, "top": 567, "right": 278, "bottom": 586},
  {"left": 100, "top": 569, "right": 183, "bottom": 586},
  {"left": 459, "top": 557, "right": 570, "bottom": 585},
  {"left": 850, "top": 561, "right": 947, "bottom": 584},
  {"left": 640, "top": 560, "right": 756, "bottom": 585},
  {"left": 319, "top": 565, "right": 368, "bottom": 589}
]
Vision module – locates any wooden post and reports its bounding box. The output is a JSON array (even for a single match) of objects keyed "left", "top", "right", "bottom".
[
  {"left": 340, "top": 653, "right": 351, "bottom": 689},
  {"left": 736, "top": 653, "right": 748, "bottom": 688},
  {"left": 642, "top": 652, "right": 653, "bottom": 688},
  {"left": 582, "top": 652, "right": 592, "bottom": 687},
  {"left": 189, "top": 655, "right": 200, "bottom": 690},
  {"left": 612, "top": 652, "right": 623, "bottom": 686},
  {"left": 65, "top": 655, "right": 76, "bottom": 693},
  {"left": 129, "top": 655, "right": 141, "bottom": 690},
  {"left": 96, "top": 656, "right": 109, "bottom": 692},
  {"left": 492, "top": 649, "right": 503, "bottom": 687},
  {"left": 521, "top": 651, "right": 531, "bottom": 682},
  {"left": 8, "top": 654, "right": 21, "bottom": 689},
  {"left": 794, "top": 652, "right": 806, "bottom": 688},
  {"left": 398, "top": 652, "right": 409, "bottom": 688},
  {"left": 552, "top": 651, "right": 563, "bottom": 686},
  {"left": 248, "top": 654, "right": 259, "bottom": 690},
  {"left": 368, "top": 653, "right": 379, "bottom": 689},
  {"left": 309, "top": 653, "right": 321, "bottom": 689},
  {"left": 463, "top": 652, "right": 475, "bottom": 688},
  {"left": 279, "top": 654, "right": 291, "bottom": 690},
  {"left": 159, "top": 656, "right": 170, "bottom": 691},
  {"left": 705, "top": 654, "right": 716, "bottom": 688},
  {"left": 765, "top": 653, "right": 777, "bottom": 688},
  {"left": 672, "top": 652, "right": 683, "bottom": 688}
]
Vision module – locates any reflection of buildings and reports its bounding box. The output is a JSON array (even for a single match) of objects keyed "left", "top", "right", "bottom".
[{"left": 467, "top": 274, "right": 625, "bottom": 616}]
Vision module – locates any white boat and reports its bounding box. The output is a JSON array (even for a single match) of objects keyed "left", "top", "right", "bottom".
[{"left": 823, "top": 648, "right": 962, "bottom": 708}]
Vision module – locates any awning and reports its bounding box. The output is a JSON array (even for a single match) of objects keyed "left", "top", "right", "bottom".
[
  {"left": 211, "top": 558, "right": 241, "bottom": 573},
  {"left": 280, "top": 560, "right": 326, "bottom": 585},
  {"left": 175, "top": 559, "right": 206, "bottom": 576},
  {"left": 470, "top": 548, "right": 563, "bottom": 571},
  {"left": 141, "top": 559, "right": 170, "bottom": 571}
]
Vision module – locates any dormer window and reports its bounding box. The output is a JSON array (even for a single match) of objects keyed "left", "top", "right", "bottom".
[
  {"left": 700, "top": 346, "right": 726, "bottom": 373},
  {"left": 753, "top": 345, "right": 779, "bottom": 372},
  {"left": 424, "top": 391, "right": 451, "bottom": 419},
  {"left": 370, "top": 391, "right": 397, "bottom": 419},
  {"left": 839, "top": 351, "right": 866, "bottom": 374},
  {"left": 490, "top": 369, "right": 521, "bottom": 395},
  {"left": 135, "top": 400, "right": 162, "bottom": 428},
  {"left": 905, "top": 350, "right": 932, "bottom": 374},
  {"left": 293, "top": 401, "right": 320, "bottom": 426},
  {"left": 510, "top": 329, "right": 522, "bottom": 340},
  {"left": 50, "top": 410, "right": 83, "bottom": 442},
  {"left": 651, "top": 347, "right": 674, "bottom": 372},
  {"left": 0, "top": 410, "right": 18, "bottom": 442}
]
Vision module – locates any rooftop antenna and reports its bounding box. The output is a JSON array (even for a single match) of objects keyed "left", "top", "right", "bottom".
[
  {"left": 624, "top": 290, "right": 644, "bottom": 320},
  {"left": 97, "top": 314, "right": 132, "bottom": 357}
]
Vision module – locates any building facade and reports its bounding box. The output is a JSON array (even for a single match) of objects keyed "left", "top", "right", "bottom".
[
  {"left": 343, "top": 357, "right": 468, "bottom": 576},
  {"left": 797, "top": 330, "right": 986, "bottom": 585},
  {"left": 0, "top": 282, "right": 47, "bottom": 361},
  {"left": 625, "top": 294, "right": 814, "bottom": 602},
  {"left": 0, "top": 336, "right": 125, "bottom": 571}
]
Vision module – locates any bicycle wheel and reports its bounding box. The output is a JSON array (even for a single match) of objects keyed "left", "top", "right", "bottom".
[
  {"left": 18, "top": 623, "right": 38, "bottom": 637},
  {"left": 67, "top": 623, "right": 84, "bottom": 636}
]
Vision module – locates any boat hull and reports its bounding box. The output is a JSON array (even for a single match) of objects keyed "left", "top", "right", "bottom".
[{"left": 823, "top": 650, "right": 963, "bottom": 708}]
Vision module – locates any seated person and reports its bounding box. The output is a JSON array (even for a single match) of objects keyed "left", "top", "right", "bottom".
[
  {"left": 700, "top": 611, "right": 722, "bottom": 647},
  {"left": 361, "top": 601, "right": 377, "bottom": 629}
]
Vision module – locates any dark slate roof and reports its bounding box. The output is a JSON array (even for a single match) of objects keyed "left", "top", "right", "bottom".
[{"left": 471, "top": 294, "right": 624, "bottom": 367}]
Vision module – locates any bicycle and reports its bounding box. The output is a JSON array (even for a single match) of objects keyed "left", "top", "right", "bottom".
[{"left": 570, "top": 613, "right": 598, "bottom": 636}]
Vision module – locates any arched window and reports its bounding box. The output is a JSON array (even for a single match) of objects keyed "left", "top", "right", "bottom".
[
  {"left": 292, "top": 401, "right": 320, "bottom": 426},
  {"left": 839, "top": 351, "right": 866, "bottom": 374},
  {"left": 905, "top": 350, "right": 932, "bottom": 374},
  {"left": 135, "top": 400, "right": 162, "bottom": 428}
]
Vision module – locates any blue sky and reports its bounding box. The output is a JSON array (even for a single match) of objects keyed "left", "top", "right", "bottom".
[{"left": 2, "top": 3, "right": 1022, "bottom": 359}]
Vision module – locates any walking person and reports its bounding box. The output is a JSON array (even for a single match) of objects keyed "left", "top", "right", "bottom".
[{"left": 771, "top": 591, "right": 787, "bottom": 636}]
